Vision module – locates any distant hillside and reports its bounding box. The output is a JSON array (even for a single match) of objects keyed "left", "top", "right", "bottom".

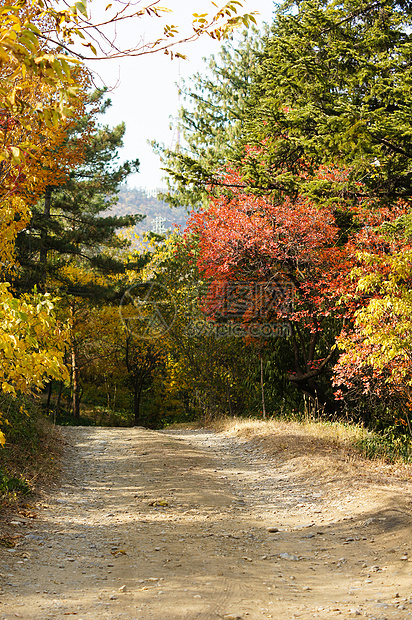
[{"left": 111, "top": 186, "right": 190, "bottom": 235}]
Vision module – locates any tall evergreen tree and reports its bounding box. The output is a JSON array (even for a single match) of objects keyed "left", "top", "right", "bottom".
[
  {"left": 154, "top": 28, "right": 267, "bottom": 209},
  {"left": 240, "top": 0, "right": 412, "bottom": 207},
  {"left": 16, "top": 91, "right": 142, "bottom": 296}
]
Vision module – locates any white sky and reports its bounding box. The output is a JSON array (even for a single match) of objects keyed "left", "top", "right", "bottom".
[{"left": 87, "top": 1, "right": 276, "bottom": 191}]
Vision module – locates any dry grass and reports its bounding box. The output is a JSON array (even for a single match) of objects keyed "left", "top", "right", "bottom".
[
  {"left": 0, "top": 416, "right": 63, "bottom": 515},
  {"left": 206, "top": 416, "right": 365, "bottom": 458},
  {"left": 165, "top": 416, "right": 370, "bottom": 459},
  {"left": 204, "top": 416, "right": 412, "bottom": 481},
  {"left": 163, "top": 420, "right": 206, "bottom": 431},
  {"left": 213, "top": 415, "right": 365, "bottom": 442},
  {"left": 0, "top": 416, "right": 64, "bottom": 538},
  {"left": 23, "top": 418, "right": 64, "bottom": 488}
]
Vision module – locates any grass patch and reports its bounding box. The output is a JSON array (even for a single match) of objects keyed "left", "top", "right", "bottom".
[
  {"left": 354, "top": 428, "right": 412, "bottom": 463},
  {"left": 55, "top": 405, "right": 134, "bottom": 428},
  {"left": 0, "top": 395, "right": 62, "bottom": 510},
  {"left": 0, "top": 473, "right": 31, "bottom": 496}
]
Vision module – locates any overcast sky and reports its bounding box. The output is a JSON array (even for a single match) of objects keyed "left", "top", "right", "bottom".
[{"left": 87, "top": 1, "right": 276, "bottom": 191}]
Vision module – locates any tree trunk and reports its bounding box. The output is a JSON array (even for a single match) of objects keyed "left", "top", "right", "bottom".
[
  {"left": 54, "top": 381, "right": 63, "bottom": 424},
  {"left": 45, "top": 381, "right": 52, "bottom": 416},
  {"left": 71, "top": 345, "right": 80, "bottom": 419},
  {"left": 260, "top": 355, "right": 266, "bottom": 419},
  {"left": 40, "top": 186, "right": 52, "bottom": 286},
  {"left": 226, "top": 379, "right": 234, "bottom": 417},
  {"left": 290, "top": 375, "right": 340, "bottom": 418},
  {"left": 133, "top": 383, "right": 144, "bottom": 426}
]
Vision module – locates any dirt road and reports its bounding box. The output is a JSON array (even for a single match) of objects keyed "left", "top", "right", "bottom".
[{"left": 0, "top": 426, "right": 412, "bottom": 620}]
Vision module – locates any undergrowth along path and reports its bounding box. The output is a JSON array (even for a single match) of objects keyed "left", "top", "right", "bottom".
[{"left": 0, "top": 426, "right": 412, "bottom": 620}]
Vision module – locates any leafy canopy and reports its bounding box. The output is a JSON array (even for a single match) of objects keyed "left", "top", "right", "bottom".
[{"left": 241, "top": 0, "right": 412, "bottom": 206}]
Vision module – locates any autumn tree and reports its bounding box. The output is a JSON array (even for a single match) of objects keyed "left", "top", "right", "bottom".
[
  {"left": 333, "top": 220, "right": 412, "bottom": 430},
  {"left": 153, "top": 0, "right": 412, "bottom": 430},
  {"left": 0, "top": 3, "right": 86, "bottom": 432},
  {"left": 186, "top": 166, "right": 408, "bottom": 415},
  {"left": 8, "top": 84, "right": 142, "bottom": 419},
  {"left": 0, "top": 56, "right": 89, "bottom": 278},
  {"left": 0, "top": 283, "right": 68, "bottom": 444},
  {"left": 127, "top": 230, "right": 296, "bottom": 421},
  {"left": 0, "top": 0, "right": 258, "bottom": 439},
  {"left": 61, "top": 275, "right": 121, "bottom": 421}
]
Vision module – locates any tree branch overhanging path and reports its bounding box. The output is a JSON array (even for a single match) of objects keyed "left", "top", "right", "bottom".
[{"left": 40, "top": 0, "right": 259, "bottom": 61}]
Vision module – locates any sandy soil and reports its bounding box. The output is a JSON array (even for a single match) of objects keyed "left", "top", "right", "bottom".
[{"left": 0, "top": 425, "right": 412, "bottom": 620}]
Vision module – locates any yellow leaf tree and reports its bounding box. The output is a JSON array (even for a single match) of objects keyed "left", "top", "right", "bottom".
[{"left": 0, "top": 283, "right": 69, "bottom": 444}]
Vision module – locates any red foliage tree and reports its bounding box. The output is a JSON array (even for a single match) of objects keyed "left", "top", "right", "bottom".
[{"left": 186, "top": 167, "right": 407, "bottom": 415}]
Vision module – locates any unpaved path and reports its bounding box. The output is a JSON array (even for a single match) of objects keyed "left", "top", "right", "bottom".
[{"left": 1, "top": 426, "right": 412, "bottom": 620}]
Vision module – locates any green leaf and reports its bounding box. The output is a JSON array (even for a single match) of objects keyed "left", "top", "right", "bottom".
[{"left": 74, "top": 1, "right": 88, "bottom": 17}]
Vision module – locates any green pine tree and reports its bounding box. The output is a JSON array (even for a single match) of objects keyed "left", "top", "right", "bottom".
[
  {"left": 240, "top": 0, "right": 412, "bottom": 207},
  {"left": 17, "top": 91, "right": 143, "bottom": 297},
  {"left": 153, "top": 28, "right": 267, "bottom": 210}
]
